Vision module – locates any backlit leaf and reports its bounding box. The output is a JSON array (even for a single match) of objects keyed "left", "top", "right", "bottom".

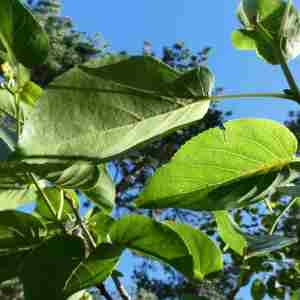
[{"left": 137, "top": 119, "right": 297, "bottom": 211}]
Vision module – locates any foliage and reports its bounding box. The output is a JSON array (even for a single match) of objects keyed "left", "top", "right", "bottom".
[{"left": 1, "top": 0, "right": 300, "bottom": 300}]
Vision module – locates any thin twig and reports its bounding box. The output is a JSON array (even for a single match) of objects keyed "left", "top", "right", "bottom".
[
  {"left": 112, "top": 276, "right": 131, "bottom": 300},
  {"left": 29, "top": 172, "right": 66, "bottom": 232},
  {"left": 64, "top": 192, "right": 97, "bottom": 249},
  {"left": 270, "top": 197, "right": 299, "bottom": 234},
  {"left": 64, "top": 192, "right": 130, "bottom": 299},
  {"left": 96, "top": 283, "right": 114, "bottom": 300}
]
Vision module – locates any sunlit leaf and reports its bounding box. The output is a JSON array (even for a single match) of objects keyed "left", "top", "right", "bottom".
[
  {"left": 137, "top": 119, "right": 297, "bottom": 210},
  {"left": 110, "top": 215, "right": 222, "bottom": 280}
]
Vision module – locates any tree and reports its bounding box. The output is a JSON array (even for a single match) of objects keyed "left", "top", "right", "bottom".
[{"left": 27, "top": 0, "right": 106, "bottom": 86}]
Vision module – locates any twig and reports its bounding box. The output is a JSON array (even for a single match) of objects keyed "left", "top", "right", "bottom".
[
  {"left": 270, "top": 197, "right": 299, "bottom": 234},
  {"left": 96, "top": 283, "right": 114, "bottom": 300},
  {"left": 64, "top": 192, "right": 131, "bottom": 299},
  {"left": 29, "top": 173, "right": 66, "bottom": 233},
  {"left": 64, "top": 192, "right": 97, "bottom": 249},
  {"left": 112, "top": 276, "right": 131, "bottom": 300}
]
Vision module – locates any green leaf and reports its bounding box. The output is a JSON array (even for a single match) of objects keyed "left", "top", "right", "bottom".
[
  {"left": 137, "top": 119, "right": 297, "bottom": 211},
  {"left": 20, "top": 235, "right": 85, "bottom": 300},
  {"left": 232, "top": 29, "right": 257, "bottom": 50},
  {"left": 46, "top": 162, "right": 100, "bottom": 190},
  {"left": 165, "top": 222, "right": 223, "bottom": 279},
  {"left": 63, "top": 243, "right": 122, "bottom": 298},
  {"left": 214, "top": 211, "right": 247, "bottom": 256},
  {"left": 251, "top": 279, "right": 266, "bottom": 300},
  {"left": 0, "top": 210, "right": 46, "bottom": 250},
  {"left": 233, "top": 0, "right": 300, "bottom": 63},
  {"left": 215, "top": 211, "right": 298, "bottom": 258},
  {"left": 36, "top": 187, "right": 75, "bottom": 221},
  {"left": 83, "top": 165, "right": 115, "bottom": 213},
  {"left": 0, "top": 88, "right": 31, "bottom": 120},
  {"left": 87, "top": 212, "right": 115, "bottom": 245},
  {"left": 110, "top": 215, "right": 222, "bottom": 280},
  {"left": 0, "top": 187, "right": 36, "bottom": 211},
  {"left": 46, "top": 163, "right": 115, "bottom": 211},
  {"left": 17, "top": 55, "right": 212, "bottom": 161},
  {"left": 19, "top": 80, "right": 43, "bottom": 106},
  {"left": 0, "top": 0, "right": 49, "bottom": 67}
]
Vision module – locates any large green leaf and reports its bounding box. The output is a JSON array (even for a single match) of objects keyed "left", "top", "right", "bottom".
[
  {"left": 110, "top": 215, "right": 222, "bottom": 279},
  {"left": 165, "top": 222, "right": 223, "bottom": 279},
  {"left": 17, "top": 55, "right": 212, "bottom": 162},
  {"left": 137, "top": 119, "right": 297, "bottom": 211},
  {"left": 20, "top": 235, "right": 85, "bottom": 300},
  {"left": 0, "top": 0, "right": 49, "bottom": 67},
  {"left": 63, "top": 243, "right": 122, "bottom": 298},
  {"left": 215, "top": 211, "right": 298, "bottom": 258},
  {"left": 232, "top": 0, "right": 300, "bottom": 63}
]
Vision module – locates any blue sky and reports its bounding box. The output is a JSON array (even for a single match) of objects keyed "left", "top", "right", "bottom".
[{"left": 62, "top": 0, "right": 300, "bottom": 123}]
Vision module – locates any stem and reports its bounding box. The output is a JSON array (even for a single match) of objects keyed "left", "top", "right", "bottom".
[
  {"left": 96, "top": 284, "right": 114, "bottom": 300},
  {"left": 29, "top": 173, "right": 66, "bottom": 232},
  {"left": 256, "top": 22, "right": 300, "bottom": 101},
  {"left": 29, "top": 173, "right": 57, "bottom": 219},
  {"left": 278, "top": 51, "right": 300, "bottom": 99},
  {"left": 206, "top": 92, "right": 295, "bottom": 102},
  {"left": 64, "top": 192, "right": 97, "bottom": 249},
  {"left": 112, "top": 276, "right": 131, "bottom": 300},
  {"left": 15, "top": 94, "right": 21, "bottom": 140},
  {"left": 64, "top": 192, "right": 131, "bottom": 300},
  {"left": 264, "top": 198, "right": 274, "bottom": 214},
  {"left": 270, "top": 197, "right": 299, "bottom": 234}
]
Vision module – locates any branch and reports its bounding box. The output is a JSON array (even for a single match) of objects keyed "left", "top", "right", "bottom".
[
  {"left": 112, "top": 276, "right": 131, "bottom": 300},
  {"left": 270, "top": 197, "right": 299, "bottom": 234},
  {"left": 64, "top": 192, "right": 131, "bottom": 299},
  {"left": 96, "top": 284, "right": 114, "bottom": 300},
  {"left": 29, "top": 172, "right": 65, "bottom": 232}
]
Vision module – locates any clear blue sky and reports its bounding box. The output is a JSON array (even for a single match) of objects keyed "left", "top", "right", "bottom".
[{"left": 62, "top": 0, "right": 300, "bottom": 123}]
